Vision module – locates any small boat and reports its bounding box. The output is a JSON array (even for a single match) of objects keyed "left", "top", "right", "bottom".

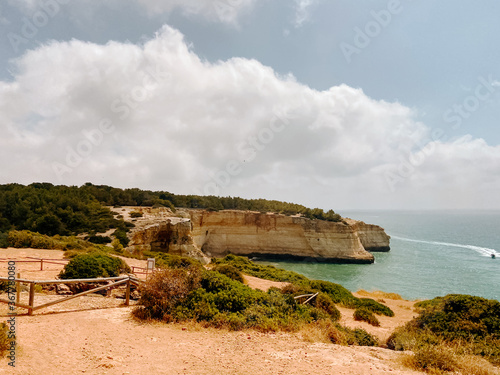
[{"left": 492, "top": 253, "right": 496, "bottom": 259}]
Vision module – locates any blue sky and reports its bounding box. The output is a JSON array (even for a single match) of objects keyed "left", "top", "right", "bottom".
[{"left": 1, "top": 0, "right": 499, "bottom": 210}]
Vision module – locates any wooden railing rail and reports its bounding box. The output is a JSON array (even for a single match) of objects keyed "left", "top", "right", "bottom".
[{"left": 0, "top": 275, "right": 142, "bottom": 316}]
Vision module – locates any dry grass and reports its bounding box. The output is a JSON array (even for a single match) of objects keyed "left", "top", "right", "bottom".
[
  {"left": 300, "top": 320, "right": 347, "bottom": 345},
  {"left": 400, "top": 345, "right": 500, "bottom": 375},
  {"left": 356, "top": 289, "right": 404, "bottom": 300}
]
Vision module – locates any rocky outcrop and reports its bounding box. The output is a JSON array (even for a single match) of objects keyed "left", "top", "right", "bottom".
[
  {"left": 127, "top": 209, "right": 391, "bottom": 264},
  {"left": 128, "top": 217, "right": 210, "bottom": 264},
  {"left": 346, "top": 219, "right": 391, "bottom": 252}
]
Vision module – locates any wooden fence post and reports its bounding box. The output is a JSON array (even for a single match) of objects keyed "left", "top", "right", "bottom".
[
  {"left": 125, "top": 278, "right": 131, "bottom": 306},
  {"left": 40, "top": 259, "right": 43, "bottom": 271},
  {"left": 16, "top": 273, "right": 21, "bottom": 305},
  {"left": 28, "top": 282, "right": 35, "bottom": 316}
]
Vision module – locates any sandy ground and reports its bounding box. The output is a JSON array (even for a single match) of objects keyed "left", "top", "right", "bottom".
[
  {"left": 0, "top": 248, "right": 424, "bottom": 374},
  {"left": 2, "top": 307, "right": 424, "bottom": 375}
]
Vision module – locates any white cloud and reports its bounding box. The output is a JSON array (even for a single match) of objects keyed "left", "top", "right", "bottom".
[
  {"left": 1, "top": 25, "right": 499, "bottom": 209},
  {"left": 293, "top": 0, "right": 317, "bottom": 28},
  {"left": 6, "top": 0, "right": 258, "bottom": 25},
  {"left": 135, "top": 0, "right": 258, "bottom": 25}
]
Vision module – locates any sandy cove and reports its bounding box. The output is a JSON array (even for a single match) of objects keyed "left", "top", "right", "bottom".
[{"left": 0, "top": 248, "right": 424, "bottom": 375}]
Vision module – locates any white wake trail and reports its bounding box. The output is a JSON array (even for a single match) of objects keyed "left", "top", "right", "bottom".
[{"left": 391, "top": 235, "right": 499, "bottom": 258}]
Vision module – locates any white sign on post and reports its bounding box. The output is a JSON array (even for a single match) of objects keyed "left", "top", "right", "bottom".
[{"left": 147, "top": 258, "right": 155, "bottom": 271}]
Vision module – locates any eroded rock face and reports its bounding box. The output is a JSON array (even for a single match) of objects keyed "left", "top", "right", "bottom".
[
  {"left": 127, "top": 210, "right": 391, "bottom": 264},
  {"left": 346, "top": 219, "right": 391, "bottom": 252}
]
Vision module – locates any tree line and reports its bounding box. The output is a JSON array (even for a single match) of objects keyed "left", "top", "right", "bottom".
[{"left": 0, "top": 183, "right": 342, "bottom": 239}]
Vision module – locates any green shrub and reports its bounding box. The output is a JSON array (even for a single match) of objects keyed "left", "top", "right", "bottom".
[
  {"left": 353, "top": 308, "right": 380, "bottom": 326},
  {"left": 134, "top": 268, "right": 338, "bottom": 332},
  {"left": 87, "top": 235, "right": 112, "bottom": 244},
  {"left": 308, "top": 280, "right": 394, "bottom": 317},
  {"left": 59, "top": 252, "right": 131, "bottom": 279},
  {"left": 0, "top": 232, "right": 8, "bottom": 248},
  {"left": 415, "top": 294, "right": 500, "bottom": 342},
  {"left": 6, "top": 230, "right": 96, "bottom": 251},
  {"left": 143, "top": 251, "right": 201, "bottom": 269},
  {"left": 114, "top": 229, "right": 129, "bottom": 247},
  {"left": 129, "top": 211, "right": 143, "bottom": 218},
  {"left": 309, "top": 280, "right": 357, "bottom": 305},
  {"left": 388, "top": 294, "right": 500, "bottom": 366},
  {"left": 212, "top": 264, "right": 244, "bottom": 283},
  {"left": 211, "top": 254, "right": 309, "bottom": 284},
  {"left": 314, "top": 293, "right": 341, "bottom": 321},
  {"left": 111, "top": 238, "right": 123, "bottom": 253},
  {"left": 355, "top": 298, "right": 394, "bottom": 317},
  {"left": 350, "top": 328, "right": 379, "bottom": 346}
]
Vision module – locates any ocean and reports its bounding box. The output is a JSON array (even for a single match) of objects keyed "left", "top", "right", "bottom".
[{"left": 257, "top": 210, "right": 500, "bottom": 301}]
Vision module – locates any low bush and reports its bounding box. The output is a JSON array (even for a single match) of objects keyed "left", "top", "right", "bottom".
[
  {"left": 6, "top": 230, "right": 96, "bottom": 251},
  {"left": 87, "top": 235, "right": 112, "bottom": 244},
  {"left": 129, "top": 211, "right": 143, "bottom": 218},
  {"left": 134, "top": 268, "right": 348, "bottom": 334},
  {"left": 211, "top": 254, "right": 309, "bottom": 284},
  {"left": 214, "top": 255, "right": 394, "bottom": 317},
  {"left": 0, "top": 232, "right": 8, "bottom": 248},
  {"left": 212, "top": 264, "right": 244, "bottom": 283},
  {"left": 307, "top": 280, "right": 394, "bottom": 317},
  {"left": 353, "top": 308, "right": 380, "bottom": 327},
  {"left": 314, "top": 293, "right": 341, "bottom": 321},
  {"left": 59, "top": 252, "right": 131, "bottom": 279},
  {"left": 302, "top": 319, "right": 377, "bottom": 346},
  {"left": 114, "top": 229, "right": 129, "bottom": 247},
  {"left": 388, "top": 294, "right": 500, "bottom": 370},
  {"left": 133, "top": 267, "right": 202, "bottom": 322},
  {"left": 143, "top": 251, "right": 201, "bottom": 269},
  {"left": 410, "top": 345, "right": 458, "bottom": 373}
]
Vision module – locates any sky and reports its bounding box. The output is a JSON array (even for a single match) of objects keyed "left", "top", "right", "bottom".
[{"left": 0, "top": 0, "right": 499, "bottom": 211}]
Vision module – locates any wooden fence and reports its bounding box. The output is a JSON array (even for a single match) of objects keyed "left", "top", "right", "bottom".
[
  {"left": 0, "top": 275, "right": 142, "bottom": 316},
  {"left": 0, "top": 257, "right": 69, "bottom": 271}
]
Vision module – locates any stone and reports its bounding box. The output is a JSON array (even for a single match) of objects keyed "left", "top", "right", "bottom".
[{"left": 56, "top": 283, "right": 72, "bottom": 295}]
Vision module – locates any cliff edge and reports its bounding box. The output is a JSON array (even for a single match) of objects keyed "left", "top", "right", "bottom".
[{"left": 124, "top": 208, "right": 390, "bottom": 264}]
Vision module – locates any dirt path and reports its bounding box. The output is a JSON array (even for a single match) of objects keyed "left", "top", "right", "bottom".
[
  {"left": 0, "top": 248, "right": 424, "bottom": 374},
  {"left": 2, "top": 307, "right": 424, "bottom": 375}
]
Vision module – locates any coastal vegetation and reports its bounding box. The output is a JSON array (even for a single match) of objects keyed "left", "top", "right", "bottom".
[
  {"left": 388, "top": 294, "right": 500, "bottom": 373},
  {"left": 0, "top": 183, "right": 343, "bottom": 248},
  {"left": 132, "top": 254, "right": 395, "bottom": 347},
  {"left": 59, "top": 252, "right": 131, "bottom": 279},
  {"left": 133, "top": 263, "right": 379, "bottom": 346},
  {"left": 212, "top": 254, "right": 394, "bottom": 316},
  {"left": 353, "top": 307, "right": 380, "bottom": 326}
]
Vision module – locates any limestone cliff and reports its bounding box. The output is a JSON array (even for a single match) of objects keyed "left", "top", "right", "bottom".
[
  {"left": 126, "top": 209, "right": 390, "bottom": 264},
  {"left": 345, "top": 219, "right": 391, "bottom": 252}
]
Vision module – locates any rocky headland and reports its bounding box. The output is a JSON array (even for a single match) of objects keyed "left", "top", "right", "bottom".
[{"left": 122, "top": 208, "right": 390, "bottom": 264}]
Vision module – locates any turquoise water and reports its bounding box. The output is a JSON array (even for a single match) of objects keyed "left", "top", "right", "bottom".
[{"left": 256, "top": 210, "right": 500, "bottom": 301}]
